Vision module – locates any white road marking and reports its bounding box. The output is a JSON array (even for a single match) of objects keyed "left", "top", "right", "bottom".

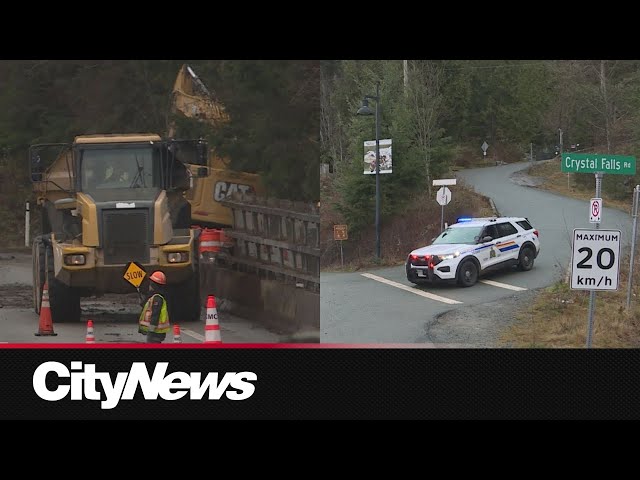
[
  {"left": 479, "top": 279, "right": 527, "bottom": 291},
  {"left": 181, "top": 328, "right": 205, "bottom": 342},
  {"left": 361, "top": 273, "right": 462, "bottom": 305}
]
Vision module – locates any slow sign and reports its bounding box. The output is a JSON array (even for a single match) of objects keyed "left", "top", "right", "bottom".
[{"left": 123, "top": 262, "right": 147, "bottom": 288}]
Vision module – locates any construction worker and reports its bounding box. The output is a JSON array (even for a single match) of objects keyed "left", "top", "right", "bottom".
[{"left": 138, "top": 271, "right": 171, "bottom": 343}]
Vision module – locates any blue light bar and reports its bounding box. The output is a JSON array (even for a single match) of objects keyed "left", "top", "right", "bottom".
[{"left": 457, "top": 217, "right": 473, "bottom": 222}]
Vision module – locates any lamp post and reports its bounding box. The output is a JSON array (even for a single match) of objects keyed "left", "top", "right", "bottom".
[{"left": 357, "top": 82, "right": 381, "bottom": 259}]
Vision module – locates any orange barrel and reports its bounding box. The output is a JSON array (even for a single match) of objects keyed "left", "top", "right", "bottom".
[{"left": 199, "top": 228, "right": 222, "bottom": 259}]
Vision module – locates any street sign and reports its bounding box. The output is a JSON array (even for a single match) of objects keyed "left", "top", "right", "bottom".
[
  {"left": 481, "top": 141, "right": 489, "bottom": 152},
  {"left": 123, "top": 261, "right": 147, "bottom": 288},
  {"left": 589, "top": 198, "right": 602, "bottom": 223},
  {"left": 334, "top": 225, "right": 348, "bottom": 241},
  {"left": 562, "top": 153, "right": 636, "bottom": 175},
  {"left": 571, "top": 229, "right": 621, "bottom": 291},
  {"left": 433, "top": 178, "right": 457, "bottom": 186},
  {"left": 436, "top": 187, "right": 452, "bottom": 206}
]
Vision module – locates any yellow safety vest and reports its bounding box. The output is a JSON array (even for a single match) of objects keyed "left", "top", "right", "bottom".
[{"left": 138, "top": 294, "right": 170, "bottom": 334}]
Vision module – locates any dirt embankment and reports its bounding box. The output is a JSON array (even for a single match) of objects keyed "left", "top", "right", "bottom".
[
  {"left": 426, "top": 290, "right": 542, "bottom": 347},
  {"left": 320, "top": 176, "right": 495, "bottom": 271}
]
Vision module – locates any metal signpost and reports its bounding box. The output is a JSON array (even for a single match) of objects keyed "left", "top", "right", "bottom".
[
  {"left": 436, "top": 187, "right": 452, "bottom": 232},
  {"left": 334, "top": 225, "right": 348, "bottom": 267},
  {"left": 627, "top": 185, "right": 640, "bottom": 310},
  {"left": 433, "top": 179, "right": 456, "bottom": 233},
  {"left": 25, "top": 202, "right": 30, "bottom": 248},
  {"left": 481, "top": 141, "right": 489, "bottom": 158},
  {"left": 563, "top": 152, "right": 636, "bottom": 347}
]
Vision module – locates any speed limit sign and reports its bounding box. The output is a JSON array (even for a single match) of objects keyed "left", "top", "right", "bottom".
[
  {"left": 571, "top": 228, "right": 621, "bottom": 290},
  {"left": 589, "top": 198, "right": 602, "bottom": 223}
]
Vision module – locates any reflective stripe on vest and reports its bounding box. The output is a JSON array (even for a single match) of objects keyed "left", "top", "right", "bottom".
[{"left": 138, "top": 294, "right": 170, "bottom": 334}]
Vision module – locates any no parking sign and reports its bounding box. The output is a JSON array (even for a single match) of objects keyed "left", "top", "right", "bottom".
[{"left": 590, "top": 198, "right": 602, "bottom": 223}]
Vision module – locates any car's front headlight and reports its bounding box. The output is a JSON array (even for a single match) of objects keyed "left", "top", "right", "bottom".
[{"left": 438, "top": 251, "right": 460, "bottom": 261}]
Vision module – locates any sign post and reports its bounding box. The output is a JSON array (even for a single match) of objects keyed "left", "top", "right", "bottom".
[
  {"left": 562, "top": 152, "right": 636, "bottom": 347},
  {"left": 571, "top": 228, "right": 621, "bottom": 292},
  {"left": 433, "top": 179, "right": 455, "bottom": 233},
  {"left": 436, "top": 187, "right": 452, "bottom": 233},
  {"left": 589, "top": 173, "right": 601, "bottom": 348},
  {"left": 571, "top": 226, "right": 622, "bottom": 347},
  {"left": 334, "top": 225, "right": 348, "bottom": 267},
  {"left": 627, "top": 185, "right": 640, "bottom": 310}
]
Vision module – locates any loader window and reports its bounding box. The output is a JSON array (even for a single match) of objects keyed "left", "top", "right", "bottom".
[{"left": 80, "top": 147, "right": 161, "bottom": 191}]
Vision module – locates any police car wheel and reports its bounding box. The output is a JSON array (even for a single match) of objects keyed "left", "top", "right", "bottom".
[
  {"left": 518, "top": 246, "right": 535, "bottom": 271},
  {"left": 457, "top": 260, "right": 478, "bottom": 287}
]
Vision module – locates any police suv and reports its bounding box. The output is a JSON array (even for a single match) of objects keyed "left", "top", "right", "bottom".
[{"left": 406, "top": 217, "right": 540, "bottom": 287}]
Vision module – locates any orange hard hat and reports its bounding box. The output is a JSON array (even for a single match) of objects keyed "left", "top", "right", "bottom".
[{"left": 149, "top": 271, "right": 167, "bottom": 285}]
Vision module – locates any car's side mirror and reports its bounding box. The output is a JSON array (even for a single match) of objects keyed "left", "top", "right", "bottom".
[{"left": 482, "top": 235, "right": 493, "bottom": 243}]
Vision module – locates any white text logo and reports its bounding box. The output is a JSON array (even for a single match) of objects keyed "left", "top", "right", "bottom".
[
  {"left": 33, "top": 361, "right": 257, "bottom": 410},
  {"left": 214, "top": 181, "right": 254, "bottom": 201}
]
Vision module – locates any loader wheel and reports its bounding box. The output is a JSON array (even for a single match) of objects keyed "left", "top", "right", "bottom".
[
  {"left": 32, "top": 236, "right": 46, "bottom": 314},
  {"left": 170, "top": 269, "right": 201, "bottom": 324},
  {"left": 45, "top": 240, "right": 81, "bottom": 323}
]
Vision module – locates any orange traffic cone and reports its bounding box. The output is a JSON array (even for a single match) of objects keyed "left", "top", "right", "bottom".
[
  {"left": 35, "top": 281, "right": 57, "bottom": 336},
  {"left": 85, "top": 320, "right": 95, "bottom": 344},
  {"left": 204, "top": 295, "right": 222, "bottom": 344},
  {"left": 173, "top": 324, "right": 182, "bottom": 343}
]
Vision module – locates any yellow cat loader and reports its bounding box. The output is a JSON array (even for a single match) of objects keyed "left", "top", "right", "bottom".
[
  {"left": 30, "top": 134, "right": 207, "bottom": 323},
  {"left": 170, "top": 64, "right": 266, "bottom": 228}
]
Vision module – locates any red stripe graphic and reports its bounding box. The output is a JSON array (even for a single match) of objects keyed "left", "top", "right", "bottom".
[{"left": 0, "top": 343, "right": 465, "bottom": 349}]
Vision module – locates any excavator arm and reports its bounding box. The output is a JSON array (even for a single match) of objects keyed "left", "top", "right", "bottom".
[
  {"left": 169, "top": 63, "right": 265, "bottom": 227},
  {"left": 169, "top": 64, "right": 230, "bottom": 138}
]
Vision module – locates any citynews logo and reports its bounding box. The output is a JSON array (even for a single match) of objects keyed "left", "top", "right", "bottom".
[{"left": 33, "top": 361, "right": 257, "bottom": 410}]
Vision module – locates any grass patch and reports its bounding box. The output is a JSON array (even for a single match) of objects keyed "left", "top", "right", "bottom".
[
  {"left": 499, "top": 254, "right": 640, "bottom": 348},
  {"left": 528, "top": 158, "right": 633, "bottom": 213},
  {"left": 320, "top": 174, "right": 495, "bottom": 271},
  {"left": 504, "top": 155, "right": 640, "bottom": 347}
]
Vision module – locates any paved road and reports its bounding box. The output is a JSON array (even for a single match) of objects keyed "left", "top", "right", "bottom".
[
  {"left": 0, "top": 252, "right": 281, "bottom": 344},
  {"left": 321, "top": 161, "right": 632, "bottom": 344}
]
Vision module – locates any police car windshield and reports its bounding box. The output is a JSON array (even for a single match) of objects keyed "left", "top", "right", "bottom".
[{"left": 432, "top": 226, "right": 483, "bottom": 245}]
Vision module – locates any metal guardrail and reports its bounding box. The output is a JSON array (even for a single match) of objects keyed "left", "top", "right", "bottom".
[{"left": 217, "top": 194, "right": 320, "bottom": 292}]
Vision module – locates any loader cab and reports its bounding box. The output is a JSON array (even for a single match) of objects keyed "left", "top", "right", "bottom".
[
  {"left": 73, "top": 137, "right": 208, "bottom": 196},
  {"left": 79, "top": 143, "right": 162, "bottom": 193}
]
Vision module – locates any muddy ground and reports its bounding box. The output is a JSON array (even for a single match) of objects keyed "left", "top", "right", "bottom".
[{"left": 0, "top": 251, "right": 284, "bottom": 343}]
